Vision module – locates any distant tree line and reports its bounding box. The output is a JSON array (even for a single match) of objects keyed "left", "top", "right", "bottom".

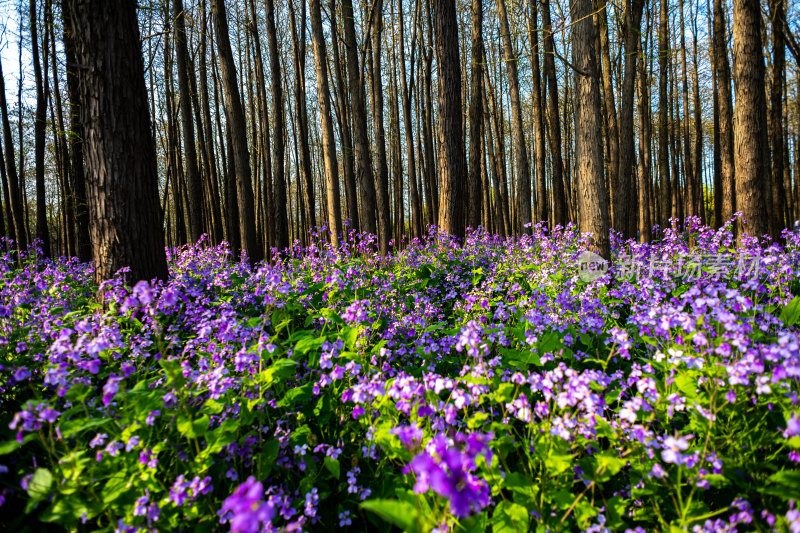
[{"left": 0, "top": 0, "right": 798, "bottom": 280}]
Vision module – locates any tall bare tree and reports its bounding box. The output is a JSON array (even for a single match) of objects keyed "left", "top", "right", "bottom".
[
  {"left": 433, "top": 0, "right": 465, "bottom": 239},
  {"left": 65, "top": 0, "right": 167, "bottom": 282},
  {"left": 572, "top": 0, "right": 610, "bottom": 258},
  {"left": 732, "top": 0, "right": 769, "bottom": 237}
]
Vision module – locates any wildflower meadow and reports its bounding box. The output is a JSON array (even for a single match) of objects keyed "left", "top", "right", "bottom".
[{"left": 1, "top": 219, "right": 800, "bottom": 532}]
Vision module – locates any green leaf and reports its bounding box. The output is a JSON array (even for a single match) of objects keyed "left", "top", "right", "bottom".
[
  {"left": 177, "top": 414, "right": 210, "bottom": 439},
  {"left": 492, "top": 501, "right": 530, "bottom": 533},
  {"left": 0, "top": 433, "right": 36, "bottom": 455},
  {"left": 257, "top": 359, "right": 297, "bottom": 387},
  {"left": 101, "top": 472, "right": 130, "bottom": 504},
  {"left": 60, "top": 417, "right": 112, "bottom": 439},
  {"left": 277, "top": 382, "right": 314, "bottom": 408},
  {"left": 780, "top": 296, "right": 800, "bottom": 326},
  {"left": 260, "top": 439, "right": 280, "bottom": 475},
  {"left": 324, "top": 457, "right": 340, "bottom": 480},
  {"left": 294, "top": 335, "right": 326, "bottom": 356},
  {"left": 360, "top": 499, "right": 420, "bottom": 533},
  {"left": 27, "top": 468, "right": 53, "bottom": 502},
  {"left": 674, "top": 373, "right": 698, "bottom": 399}
]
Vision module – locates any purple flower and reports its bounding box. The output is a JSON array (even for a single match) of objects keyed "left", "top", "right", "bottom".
[
  {"left": 13, "top": 367, "right": 30, "bottom": 382},
  {"left": 102, "top": 374, "right": 121, "bottom": 406},
  {"left": 218, "top": 476, "right": 275, "bottom": 533},
  {"left": 661, "top": 435, "right": 691, "bottom": 465}
]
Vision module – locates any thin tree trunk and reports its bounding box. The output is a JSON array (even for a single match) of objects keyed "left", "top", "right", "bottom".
[
  {"left": 527, "top": 0, "right": 547, "bottom": 226},
  {"left": 496, "top": 0, "right": 531, "bottom": 233},
  {"left": 0, "top": 60, "right": 27, "bottom": 248},
  {"left": 31, "top": 0, "right": 51, "bottom": 256},
  {"left": 398, "top": 0, "right": 421, "bottom": 238},
  {"left": 211, "top": 0, "right": 260, "bottom": 261},
  {"left": 637, "top": 21, "right": 652, "bottom": 242},
  {"left": 657, "top": 0, "right": 671, "bottom": 227},
  {"left": 769, "top": 0, "right": 786, "bottom": 234},
  {"left": 341, "top": 0, "right": 378, "bottom": 238},
  {"left": 468, "top": 0, "right": 484, "bottom": 231},
  {"left": 369, "top": 0, "right": 391, "bottom": 252},
  {"left": 288, "top": 0, "right": 317, "bottom": 240},
  {"left": 542, "top": 0, "right": 566, "bottom": 228},
  {"left": 618, "top": 0, "right": 645, "bottom": 238},
  {"left": 713, "top": 0, "right": 735, "bottom": 226},
  {"left": 310, "top": 0, "right": 342, "bottom": 246},
  {"left": 174, "top": 0, "right": 202, "bottom": 242},
  {"left": 597, "top": 0, "right": 619, "bottom": 234}
]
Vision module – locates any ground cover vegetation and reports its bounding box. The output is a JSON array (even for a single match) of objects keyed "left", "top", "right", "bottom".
[{"left": 1, "top": 219, "right": 800, "bottom": 532}]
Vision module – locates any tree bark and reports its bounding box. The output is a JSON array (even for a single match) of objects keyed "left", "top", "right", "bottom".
[
  {"left": 370, "top": 0, "right": 392, "bottom": 252},
  {"left": 597, "top": 0, "right": 619, "bottom": 233},
  {"left": 211, "top": 0, "right": 260, "bottom": 261},
  {"left": 0, "top": 55, "right": 27, "bottom": 249},
  {"left": 713, "top": 0, "right": 735, "bottom": 226},
  {"left": 62, "top": 0, "right": 90, "bottom": 261},
  {"left": 173, "top": 0, "right": 203, "bottom": 242},
  {"left": 468, "top": 0, "right": 484, "bottom": 231},
  {"left": 618, "top": 0, "right": 645, "bottom": 238},
  {"left": 528, "top": 0, "right": 547, "bottom": 226},
  {"left": 572, "top": 0, "right": 610, "bottom": 258},
  {"left": 309, "top": 0, "right": 342, "bottom": 246},
  {"left": 398, "top": 0, "right": 421, "bottom": 237},
  {"left": 541, "top": 0, "right": 567, "bottom": 227},
  {"left": 732, "top": 0, "right": 769, "bottom": 237},
  {"left": 31, "top": 0, "right": 52, "bottom": 256},
  {"left": 496, "top": 0, "right": 531, "bottom": 232},
  {"left": 65, "top": 0, "right": 167, "bottom": 282},
  {"left": 769, "top": 0, "right": 786, "bottom": 234},
  {"left": 433, "top": 0, "right": 465, "bottom": 239},
  {"left": 341, "top": 0, "right": 378, "bottom": 238},
  {"left": 657, "top": 0, "right": 671, "bottom": 227},
  {"left": 288, "top": 0, "right": 317, "bottom": 242}
]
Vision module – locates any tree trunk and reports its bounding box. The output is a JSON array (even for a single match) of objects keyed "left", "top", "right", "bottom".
[
  {"left": 31, "top": 0, "right": 52, "bottom": 256},
  {"left": 618, "top": 0, "right": 644, "bottom": 238},
  {"left": 211, "top": 0, "right": 260, "bottom": 261},
  {"left": 713, "top": 0, "right": 735, "bottom": 226},
  {"left": 657, "top": 0, "right": 671, "bottom": 227},
  {"left": 597, "top": 0, "right": 620, "bottom": 234},
  {"left": 496, "top": 0, "right": 531, "bottom": 232},
  {"left": 677, "top": 0, "right": 695, "bottom": 221},
  {"left": 370, "top": 0, "right": 392, "bottom": 252},
  {"left": 328, "top": 2, "right": 359, "bottom": 233},
  {"left": 732, "top": 0, "right": 769, "bottom": 238},
  {"left": 572, "top": 0, "right": 610, "bottom": 258},
  {"left": 262, "top": 0, "right": 289, "bottom": 252},
  {"left": 398, "top": 0, "right": 421, "bottom": 237},
  {"left": 341, "top": 0, "right": 378, "bottom": 238},
  {"left": 65, "top": 0, "right": 167, "bottom": 282},
  {"left": 769, "top": 0, "right": 786, "bottom": 234},
  {"left": 528, "top": 0, "right": 547, "bottom": 226},
  {"left": 0, "top": 57, "right": 27, "bottom": 249},
  {"left": 288, "top": 0, "right": 317, "bottom": 241},
  {"left": 309, "top": 0, "right": 342, "bottom": 246},
  {"left": 173, "top": 0, "right": 202, "bottom": 242},
  {"left": 468, "top": 0, "right": 484, "bottom": 231},
  {"left": 432, "top": 0, "right": 465, "bottom": 239},
  {"left": 62, "top": 2, "right": 91, "bottom": 261},
  {"left": 541, "top": 0, "right": 567, "bottom": 228},
  {"left": 637, "top": 21, "right": 652, "bottom": 242},
  {"left": 691, "top": 0, "right": 704, "bottom": 223}
]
